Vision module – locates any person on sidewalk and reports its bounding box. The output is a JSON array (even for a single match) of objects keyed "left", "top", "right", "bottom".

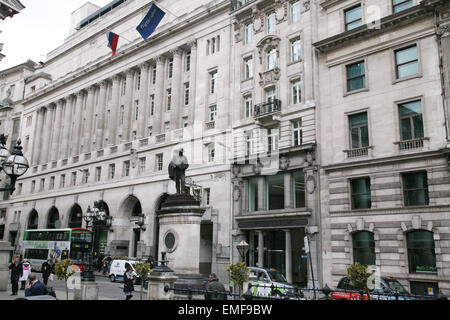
[
  {"left": 123, "top": 265, "right": 136, "bottom": 300},
  {"left": 8, "top": 256, "right": 23, "bottom": 296},
  {"left": 25, "top": 274, "right": 47, "bottom": 297},
  {"left": 20, "top": 260, "right": 32, "bottom": 290},
  {"left": 205, "top": 273, "right": 227, "bottom": 300},
  {"left": 41, "top": 258, "right": 55, "bottom": 286}
]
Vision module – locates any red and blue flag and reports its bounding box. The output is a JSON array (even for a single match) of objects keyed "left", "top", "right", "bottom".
[{"left": 107, "top": 31, "right": 119, "bottom": 56}]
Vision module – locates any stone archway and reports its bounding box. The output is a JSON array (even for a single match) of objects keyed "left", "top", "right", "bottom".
[
  {"left": 27, "top": 210, "right": 39, "bottom": 230},
  {"left": 47, "top": 207, "right": 60, "bottom": 229},
  {"left": 118, "top": 195, "right": 144, "bottom": 258},
  {"left": 68, "top": 204, "right": 83, "bottom": 228}
]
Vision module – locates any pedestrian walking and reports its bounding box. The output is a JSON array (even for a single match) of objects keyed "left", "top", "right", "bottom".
[
  {"left": 25, "top": 274, "right": 47, "bottom": 297},
  {"left": 123, "top": 265, "right": 136, "bottom": 300},
  {"left": 20, "top": 259, "right": 32, "bottom": 290},
  {"left": 8, "top": 255, "right": 23, "bottom": 296},
  {"left": 205, "top": 273, "right": 227, "bottom": 300},
  {"left": 41, "top": 257, "right": 55, "bottom": 286}
]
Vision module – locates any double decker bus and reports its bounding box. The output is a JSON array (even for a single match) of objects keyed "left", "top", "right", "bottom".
[{"left": 22, "top": 228, "right": 93, "bottom": 272}]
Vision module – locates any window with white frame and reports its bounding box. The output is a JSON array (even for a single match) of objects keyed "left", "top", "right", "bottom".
[
  {"left": 244, "top": 95, "right": 253, "bottom": 118},
  {"left": 345, "top": 4, "right": 362, "bottom": 31},
  {"left": 292, "top": 79, "right": 301, "bottom": 104},
  {"left": 95, "top": 167, "right": 101, "bottom": 182},
  {"left": 265, "top": 86, "right": 276, "bottom": 102},
  {"left": 166, "top": 88, "right": 172, "bottom": 111},
  {"left": 245, "top": 23, "right": 254, "bottom": 44},
  {"left": 49, "top": 176, "right": 55, "bottom": 190},
  {"left": 291, "top": 1, "right": 301, "bottom": 23},
  {"left": 109, "top": 164, "right": 115, "bottom": 179},
  {"left": 267, "top": 128, "right": 279, "bottom": 152},
  {"left": 291, "top": 38, "right": 301, "bottom": 62},
  {"left": 185, "top": 51, "right": 191, "bottom": 72},
  {"left": 150, "top": 94, "right": 155, "bottom": 116},
  {"left": 204, "top": 188, "right": 211, "bottom": 206},
  {"left": 139, "top": 157, "right": 146, "bottom": 174},
  {"left": 156, "top": 153, "right": 163, "bottom": 171},
  {"left": 244, "top": 56, "right": 253, "bottom": 79},
  {"left": 210, "top": 70, "right": 218, "bottom": 94},
  {"left": 209, "top": 105, "right": 217, "bottom": 122},
  {"left": 246, "top": 131, "right": 257, "bottom": 156},
  {"left": 292, "top": 119, "right": 303, "bottom": 146},
  {"left": 207, "top": 143, "right": 215, "bottom": 163},
  {"left": 267, "top": 12, "right": 276, "bottom": 33},
  {"left": 184, "top": 82, "right": 190, "bottom": 105},
  {"left": 168, "top": 58, "right": 173, "bottom": 78},
  {"left": 152, "top": 67, "right": 157, "bottom": 84},
  {"left": 267, "top": 48, "right": 277, "bottom": 70}
]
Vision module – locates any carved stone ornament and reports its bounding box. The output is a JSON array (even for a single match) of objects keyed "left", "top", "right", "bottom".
[
  {"left": 303, "top": 0, "right": 311, "bottom": 12},
  {"left": 276, "top": 4, "right": 286, "bottom": 22},
  {"left": 233, "top": 185, "right": 241, "bottom": 201},
  {"left": 306, "top": 175, "right": 316, "bottom": 194},
  {"left": 257, "top": 36, "right": 281, "bottom": 64},
  {"left": 232, "top": 164, "right": 241, "bottom": 177},
  {"left": 259, "top": 67, "right": 281, "bottom": 86},
  {"left": 253, "top": 16, "right": 262, "bottom": 33},
  {"left": 253, "top": 161, "right": 263, "bottom": 175},
  {"left": 279, "top": 155, "right": 290, "bottom": 171}
]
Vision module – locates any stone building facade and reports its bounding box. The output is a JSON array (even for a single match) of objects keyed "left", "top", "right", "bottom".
[{"left": 315, "top": 0, "right": 450, "bottom": 296}]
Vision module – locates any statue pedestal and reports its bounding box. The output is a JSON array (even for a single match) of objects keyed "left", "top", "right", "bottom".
[{"left": 158, "top": 194, "right": 205, "bottom": 275}]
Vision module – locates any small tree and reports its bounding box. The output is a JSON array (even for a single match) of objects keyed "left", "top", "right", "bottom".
[
  {"left": 54, "top": 259, "right": 77, "bottom": 300},
  {"left": 133, "top": 262, "right": 152, "bottom": 300},
  {"left": 227, "top": 262, "right": 249, "bottom": 297},
  {"left": 347, "top": 263, "right": 372, "bottom": 300}
]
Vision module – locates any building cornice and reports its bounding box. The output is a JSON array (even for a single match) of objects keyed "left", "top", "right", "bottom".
[{"left": 313, "top": 3, "right": 437, "bottom": 53}]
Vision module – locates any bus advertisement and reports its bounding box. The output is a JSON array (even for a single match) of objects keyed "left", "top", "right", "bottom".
[{"left": 23, "top": 228, "right": 93, "bottom": 272}]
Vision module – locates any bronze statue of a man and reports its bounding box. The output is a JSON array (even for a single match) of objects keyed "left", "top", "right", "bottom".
[{"left": 168, "top": 148, "right": 189, "bottom": 194}]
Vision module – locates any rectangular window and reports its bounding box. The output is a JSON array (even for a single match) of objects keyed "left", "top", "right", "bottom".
[
  {"left": 266, "top": 173, "right": 284, "bottom": 210},
  {"left": 248, "top": 177, "right": 258, "bottom": 212},
  {"left": 291, "top": 1, "right": 301, "bottom": 23},
  {"left": 156, "top": 154, "right": 163, "bottom": 171},
  {"left": 95, "top": 167, "right": 101, "bottom": 182},
  {"left": 244, "top": 95, "right": 253, "bottom": 118},
  {"left": 17, "top": 183, "right": 22, "bottom": 195},
  {"left": 351, "top": 177, "right": 371, "bottom": 209},
  {"left": 71, "top": 172, "right": 77, "bottom": 186},
  {"left": 346, "top": 61, "right": 366, "bottom": 91},
  {"left": 244, "top": 57, "right": 253, "bottom": 79},
  {"left": 246, "top": 131, "right": 257, "bottom": 156},
  {"left": 60, "top": 175, "right": 65, "bottom": 188},
  {"left": 349, "top": 112, "right": 369, "bottom": 149},
  {"left": 165, "top": 122, "right": 170, "bottom": 132},
  {"left": 293, "top": 171, "right": 305, "bottom": 208},
  {"left": 122, "top": 78, "right": 126, "bottom": 96},
  {"left": 393, "top": 0, "right": 413, "bottom": 13},
  {"left": 267, "top": 12, "right": 276, "bottom": 33},
  {"left": 210, "top": 71, "right": 218, "bottom": 94},
  {"left": 132, "top": 130, "right": 137, "bottom": 141},
  {"left": 109, "top": 164, "right": 115, "bottom": 179},
  {"left": 139, "top": 157, "right": 146, "bottom": 174},
  {"left": 292, "top": 80, "right": 301, "bottom": 104},
  {"left": 403, "top": 171, "right": 429, "bottom": 206},
  {"left": 184, "top": 82, "right": 190, "bottom": 105},
  {"left": 31, "top": 180, "right": 35, "bottom": 193},
  {"left": 183, "top": 117, "right": 189, "bottom": 128},
  {"left": 150, "top": 94, "right": 155, "bottom": 116},
  {"left": 148, "top": 126, "right": 152, "bottom": 137},
  {"left": 204, "top": 188, "right": 211, "bottom": 206},
  {"left": 123, "top": 161, "right": 130, "bottom": 177},
  {"left": 135, "top": 100, "right": 139, "bottom": 121},
  {"left": 152, "top": 67, "right": 157, "bottom": 85},
  {"left": 209, "top": 105, "right": 217, "bottom": 122},
  {"left": 265, "top": 87, "right": 276, "bottom": 102},
  {"left": 207, "top": 143, "right": 215, "bottom": 163},
  {"left": 168, "top": 58, "right": 173, "bottom": 78},
  {"left": 292, "top": 119, "right": 303, "bottom": 146},
  {"left": 120, "top": 105, "right": 125, "bottom": 125},
  {"left": 136, "top": 72, "right": 141, "bottom": 91},
  {"left": 345, "top": 5, "right": 362, "bottom": 31},
  {"left": 40, "top": 178, "right": 45, "bottom": 191},
  {"left": 49, "top": 177, "right": 55, "bottom": 190},
  {"left": 267, "top": 128, "right": 279, "bottom": 152},
  {"left": 267, "top": 49, "right": 277, "bottom": 70},
  {"left": 245, "top": 23, "right": 254, "bottom": 44},
  {"left": 186, "top": 51, "right": 191, "bottom": 72},
  {"left": 82, "top": 169, "right": 89, "bottom": 184},
  {"left": 399, "top": 100, "right": 424, "bottom": 141},
  {"left": 395, "top": 45, "right": 419, "bottom": 79},
  {"left": 166, "top": 89, "right": 172, "bottom": 111},
  {"left": 291, "top": 38, "right": 301, "bottom": 62}
]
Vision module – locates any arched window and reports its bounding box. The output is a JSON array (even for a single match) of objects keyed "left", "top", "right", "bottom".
[
  {"left": 47, "top": 207, "right": 59, "bottom": 229},
  {"left": 28, "top": 210, "right": 39, "bottom": 230},
  {"left": 69, "top": 205, "right": 83, "bottom": 228},
  {"left": 352, "top": 231, "right": 375, "bottom": 266},
  {"left": 407, "top": 230, "right": 437, "bottom": 274}
]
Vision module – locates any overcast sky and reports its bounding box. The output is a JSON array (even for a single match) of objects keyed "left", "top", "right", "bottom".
[{"left": 0, "top": 0, "right": 113, "bottom": 71}]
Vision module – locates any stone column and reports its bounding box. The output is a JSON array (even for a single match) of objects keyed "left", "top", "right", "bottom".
[
  {"left": 31, "top": 107, "right": 45, "bottom": 165},
  {"left": 153, "top": 56, "right": 165, "bottom": 134},
  {"left": 137, "top": 62, "right": 150, "bottom": 139},
  {"left": 170, "top": 48, "right": 183, "bottom": 129},
  {"left": 41, "top": 105, "right": 54, "bottom": 164},
  {"left": 284, "top": 172, "right": 292, "bottom": 209},
  {"left": 187, "top": 41, "right": 197, "bottom": 125},
  {"left": 122, "top": 69, "right": 134, "bottom": 142},
  {"left": 284, "top": 229, "right": 292, "bottom": 283},
  {"left": 109, "top": 74, "right": 121, "bottom": 146},
  {"left": 60, "top": 95, "right": 74, "bottom": 159},
  {"left": 50, "top": 99, "right": 64, "bottom": 161},
  {"left": 83, "top": 86, "right": 96, "bottom": 153},
  {"left": 257, "top": 176, "right": 265, "bottom": 211},
  {"left": 96, "top": 80, "right": 108, "bottom": 150},
  {"left": 72, "top": 91, "right": 84, "bottom": 156},
  {"left": 258, "top": 230, "right": 264, "bottom": 268}
]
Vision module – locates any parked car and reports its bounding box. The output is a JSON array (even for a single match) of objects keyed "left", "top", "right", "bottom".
[
  {"left": 248, "top": 267, "right": 303, "bottom": 299},
  {"left": 331, "top": 276, "right": 413, "bottom": 300},
  {"left": 108, "top": 259, "right": 138, "bottom": 283}
]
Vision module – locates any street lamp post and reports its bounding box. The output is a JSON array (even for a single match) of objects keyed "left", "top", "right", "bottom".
[
  {"left": 83, "top": 201, "right": 112, "bottom": 282},
  {"left": 0, "top": 134, "right": 29, "bottom": 195},
  {"left": 236, "top": 240, "right": 249, "bottom": 263}
]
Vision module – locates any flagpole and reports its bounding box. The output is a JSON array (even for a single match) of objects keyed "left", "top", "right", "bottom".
[{"left": 151, "top": 1, "right": 178, "bottom": 19}]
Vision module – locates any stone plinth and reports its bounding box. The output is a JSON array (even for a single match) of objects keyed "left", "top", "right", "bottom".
[
  {"left": 147, "top": 270, "right": 178, "bottom": 300},
  {"left": 158, "top": 193, "right": 205, "bottom": 275},
  {"left": 0, "top": 241, "right": 14, "bottom": 292},
  {"left": 73, "top": 281, "right": 99, "bottom": 300}
]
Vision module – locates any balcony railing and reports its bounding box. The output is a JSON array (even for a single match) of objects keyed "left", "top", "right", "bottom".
[
  {"left": 205, "top": 121, "right": 215, "bottom": 130},
  {"left": 254, "top": 99, "right": 282, "bottom": 118},
  {"left": 394, "top": 137, "right": 428, "bottom": 151},
  {"left": 344, "top": 146, "right": 372, "bottom": 159}
]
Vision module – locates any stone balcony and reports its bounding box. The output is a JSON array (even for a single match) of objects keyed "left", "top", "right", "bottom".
[
  {"left": 253, "top": 99, "right": 281, "bottom": 126},
  {"left": 394, "top": 137, "right": 429, "bottom": 151}
]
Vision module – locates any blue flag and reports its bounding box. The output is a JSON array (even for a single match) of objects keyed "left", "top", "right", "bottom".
[{"left": 136, "top": 3, "right": 165, "bottom": 40}]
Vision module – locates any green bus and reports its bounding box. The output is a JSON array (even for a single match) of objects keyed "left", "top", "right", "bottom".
[{"left": 23, "top": 228, "right": 93, "bottom": 272}]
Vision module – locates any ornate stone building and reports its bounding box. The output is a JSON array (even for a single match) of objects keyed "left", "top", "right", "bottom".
[
  {"left": 0, "top": 0, "right": 25, "bottom": 61},
  {"left": 315, "top": 0, "right": 450, "bottom": 296}
]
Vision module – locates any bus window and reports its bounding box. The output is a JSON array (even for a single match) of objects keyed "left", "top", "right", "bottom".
[{"left": 24, "top": 249, "right": 48, "bottom": 260}]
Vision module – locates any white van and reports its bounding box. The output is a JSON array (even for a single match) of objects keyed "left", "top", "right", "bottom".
[{"left": 109, "top": 260, "right": 137, "bottom": 282}]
